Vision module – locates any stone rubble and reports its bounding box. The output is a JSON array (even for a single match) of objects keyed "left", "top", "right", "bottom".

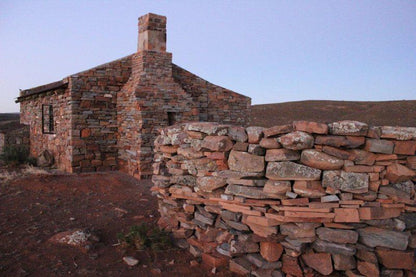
[{"left": 152, "top": 120, "right": 416, "bottom": 276}]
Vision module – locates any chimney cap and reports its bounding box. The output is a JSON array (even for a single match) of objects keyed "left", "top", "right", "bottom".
[{"left": 138, "top": 13, "right": 167, "bottom": 33}]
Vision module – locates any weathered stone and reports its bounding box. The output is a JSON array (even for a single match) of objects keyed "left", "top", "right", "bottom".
[
  {"left": 228, "top": 126, "right": 248, "bottom": 142},
  {"left": 266, "top": 162, "right": 321, "bottom": 181},
  {"left": 365, "top": 139, "right": 394, "bottom": 154},
  {"left": 301, "top": 149, "right": 344, "bottom": 170},
  {"left": 246, "top": 126, "right": 265, "bottom": 143},
  {"left": 227, "top": 178, "right": 266, "bottom": 187},
  {"left": 385, "top": 163, "right": 415, "bottom": 183},
  {"left": 265, "top": 149, "right": 300, "bottom": 162},
  {"left": 260, "top": 241, "right": 283, "bottom": 262},
  {"left": 225, "top": 220, "right": 250, "bottom": 231},
  {"left": 230, "top": 239, "right": 259, "bottom": 254},
  {"left": 322, "top": 170, "right": 368, "bottom": 193},
  {"left": 379, "top": 185, "right": 411, "bottom": 201},
  {"left": 201, "top": 136, "right": 233, "bottom": 152},
  {"left": 278, "top": 131, "right": 314, "bottom": 150},
  {"left": 381, "top": 269, "right": 404, "bottom": 277},
  {"left": 233, "top": 141, "right": 249, "bottom": 151},
  {"left": 123, "top": 256, "right": 139, "bottom": 266},
  {"left": 184, "top": 158, "right": 217, "bottom": 175},
  {"left": 194, "top": 211, "right": 215, "bottom": 226},
  {"left": 321, "top": 194, "right": 340, "bottom": 202},
  {"left": 170, "top": 175, "right": 196, "bottom": 187},
  {"left": 228, "top": 150, "right": 265, "bottom": 173},
  {"left": 196, "top": 176, "right": 227, "bottom": 192},
  {"left": 358, "top": 227, "right": 409, "bottom": 250},
  {"left": 292, "top": 180, "right": 326, "bottom": 198},
  {"left": 359, "top": 207, "right": 402, "bottom": 220},
  {"left": 280, "top": 223, "right": 316, "bottom": 239},
  {"left": 332, "top": 254, "right": 356, "bottom": 271},
  {"left": 151, "top": 174, "right": 171, "bottom": 188},
  {"left": 37, "top": 150, "right": 54, "bottom": 167},
  {"left": 357, "top": 260, "right": 379, "bottom": 277},
  {"left": 313, "top": 239, "right": 356, "bottom": 256},
  {"left": 248, "top": 144, "right": 266, "bottom": 155},
  {"left": 201, "top": 252, "right": 229, "bottom": 268},
  {"left": 380, "top": 126, "right": 416, "bottom": 141},
  {"left": 399, "top": 213, "right": 416, "bottom": 230},
  {"left": 293, "top": 120, "right": 328, "bottom": 134},
  {"left": 328, "top": 121, "right": 368, "bottom": 136},
  {"left": 316, "top": 227, "right": 358, "bottom": 244},
  {"left": 225, "top": 184, "right": 268, "bottom": 199},
  {"left": 394, "top": 140, "right": 416, "bottom": 155},
  {"left": 356, "top": 248, "right": 378, "bottom": 264},
  {"left": 230, "top": 257, "right": 252, "bottom": 275},
  {"left": 263, "top": 180, "right": 292, "bottom": 195},
  {"left": 186, "top": 122, "right": 228, "bottom": 136},
  {"left": 315, "top": 135, "right": 365, "bottom": 148},
  {"left": 376, "top": 247, "right": 414, "bottom": 270},
  {"left": 177, "top": 147, "right": 204, "bottom": 159},
  {"left": 302, "top": 252, "right": 333, "bottom": 276},
  {"left": 259, "top": 138, "right": 281, "bottom": 149},
  {"left": 322, "top": 145, "right": 355, "bottom": 160},
  {"left": 281, "top": 255, "right": 303, "bottom": 277},
  {"left": 281, "top": 238, "right": 307, "bottom": 252},
  {"left": 263, "top": 124, "right": 293, "bottom": 137},
  {"left": 212, "top": 170, "right": 264, "bottom": 179},
  {"left": 349, "top": 149, "right": 376, "bottom": 165}
]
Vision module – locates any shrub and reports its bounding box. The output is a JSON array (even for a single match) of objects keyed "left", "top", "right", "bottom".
[
  {"left": 0, "top": 145, "right": 33, "bottom": 165},
  {"left": 117, "top": 223, "right": 172, "bottom": 251}
]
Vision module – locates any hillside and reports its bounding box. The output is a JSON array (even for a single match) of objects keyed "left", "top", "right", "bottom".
[{"left": 250, "top": 100, "right": 416, "bottom": 127}]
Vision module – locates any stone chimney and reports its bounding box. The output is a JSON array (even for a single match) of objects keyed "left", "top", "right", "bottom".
[{"left": 138, "top": 13, "right": 167, "bottom": 52}]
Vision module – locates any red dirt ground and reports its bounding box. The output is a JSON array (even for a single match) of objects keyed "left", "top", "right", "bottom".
[{"left": 0, "top": 169, "right": 230, "bottom": 276}]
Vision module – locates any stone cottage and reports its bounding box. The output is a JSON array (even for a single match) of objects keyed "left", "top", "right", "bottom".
[{"left": 16, "top": 13, "right": 251, "bottom": 178}]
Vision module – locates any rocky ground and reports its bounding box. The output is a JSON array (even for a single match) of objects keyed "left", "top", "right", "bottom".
[{"left": 0, "top": 166, "right": 231, "bottom": 276}]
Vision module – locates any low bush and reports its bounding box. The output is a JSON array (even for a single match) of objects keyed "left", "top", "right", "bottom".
[
  {"left": 0, "top": 145, "right": 34, "bottom": 166},
  {"left": 117, "top": 223, "right": 172, "bottom": 251}
]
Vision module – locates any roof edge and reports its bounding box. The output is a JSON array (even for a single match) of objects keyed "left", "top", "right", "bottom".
[{"left": 16, "top": 79, "right": 68, "bottom": 103}]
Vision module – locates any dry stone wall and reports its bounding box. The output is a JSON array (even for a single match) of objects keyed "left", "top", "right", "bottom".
[{"left": 152, "top": 120, "right": 416, "bottom": 276}]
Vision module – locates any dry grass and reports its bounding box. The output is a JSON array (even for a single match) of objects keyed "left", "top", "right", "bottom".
[{"left": 0, "top": 165, "right": 50, "bottom": 184}]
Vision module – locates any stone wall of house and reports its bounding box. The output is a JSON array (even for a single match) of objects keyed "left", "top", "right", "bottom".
[
  {"left": 172, "top": 64, "right": 251, "bottom": 126},
  {"left": 70, "top": 55, "right": 132, "bottom": 173},
  {"left": 152, "top": 121, "right": 416, "bottom": 276},
  {"left": 0, "top": 125, "right": 29, "bottom": 154},
  {"left": 19, "top": 87, "right": 72, "bottom": 171},
  {"left": 117, "top": 51, "right": 199, "bottom": 179}
]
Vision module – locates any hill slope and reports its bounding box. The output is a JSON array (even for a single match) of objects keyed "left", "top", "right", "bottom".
[{"left": 251, "top": 100, "right": 416, "bottom": 127}]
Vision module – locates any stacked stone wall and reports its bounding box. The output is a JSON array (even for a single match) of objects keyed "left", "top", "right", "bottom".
[
  {"left": 19, "top": 87, "right": 72, "bottom": 171},
  {"left": 0, "top": 125, "right": 29, "bottom": 154},
  {"left": 70, "top": 55, "right": 132, "bottom": 173},
  {"left": 172, "top": 64, "right": 251, "bottom": 126},
  {"left": 152, "top": 121, "right": 416, "bottom": 276}
]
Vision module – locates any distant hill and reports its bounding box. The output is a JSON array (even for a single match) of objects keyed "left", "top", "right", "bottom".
[
  {"left": 250, "top": 100, "right": 416, "bottom": 127},
  {"left": 0, "top": 113, "right": 21, "bottom": 132}
]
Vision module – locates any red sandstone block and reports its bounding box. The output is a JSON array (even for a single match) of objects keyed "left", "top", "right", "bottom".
[
  {"left": 376, "top": 248, "right": 414, "bottom": 270},
  {"left": 201, "top": 252, "right": 229, "bottom": 268},
  {"left": 159, "top": 145, "right": 179, "bottom": 154},
  {"left": 204, "top": 152, "right": 226, "bottom": 160},
  {"left": 293, "top": 120, "right": 328, "bottom": 134},
  {"left": 394, "top": 140, "right": 416, "bottom": 155},
  {"left": 358, "top": 207, "right": 402, "bottom": 220},
  {"left": 260, "top": 241, "right": 283, "bottom": 262},
  {"left": 281, "top": 198, "right": 309, "bottom": 206},
  {"left": 263, "top": 124, "right": 293, "bottom": 137},
  {"left": 334, "top": 208, "right": 360, "bottom": 223},
  {"left": 282, "top": 255, "right": 303, "bottom": 277}
]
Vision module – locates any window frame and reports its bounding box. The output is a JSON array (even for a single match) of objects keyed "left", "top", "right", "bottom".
[{"left": 42, "top": 104, "right": 55, "bottom": 134}]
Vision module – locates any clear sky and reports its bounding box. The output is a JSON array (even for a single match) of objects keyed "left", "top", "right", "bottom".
[{"left": 1, "top": 0, "right": 415, "bottom": 113}]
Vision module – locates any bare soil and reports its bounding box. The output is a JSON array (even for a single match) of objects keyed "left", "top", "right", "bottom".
[
  {"left": 0, "top": 168, "right": 223, "bottom": 277},
  {"left": 251, "top": 100, "right": 416, "bottom": 127}
]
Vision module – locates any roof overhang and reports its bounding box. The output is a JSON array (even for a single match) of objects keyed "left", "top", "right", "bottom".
[{"left": 16, "top": 80, "right": 68, "bottom": 103}]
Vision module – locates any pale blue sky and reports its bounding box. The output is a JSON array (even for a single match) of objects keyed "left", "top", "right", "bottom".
[{"left": 1, "top": 0, "right": 415, "bottom": 113}]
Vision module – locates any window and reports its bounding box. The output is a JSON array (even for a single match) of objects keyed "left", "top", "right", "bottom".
[
  {"left": 42, "top": 105, "right": 54, "bottom": 134},
  {"left": 167, "top": 112, "right": 177, "bottom": 126}
]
